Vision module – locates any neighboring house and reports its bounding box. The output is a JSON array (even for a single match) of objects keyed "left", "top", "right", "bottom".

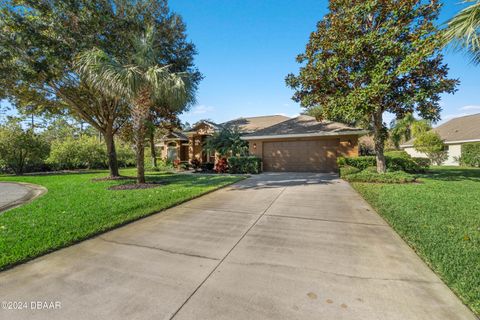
[
  {"left": 242, "top": 115, "right": 367, "bottom": 172},
  {"left": 157, "top": 115, "right": 289, "bottom": 164},
  {"left": 401, "top": 113, "right": 480, "bottom": 166}
]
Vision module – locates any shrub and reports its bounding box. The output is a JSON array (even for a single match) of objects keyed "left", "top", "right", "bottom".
[
  {"left": 228, "top": 156, "right": 262, "bottom": 174},
  {"left": 339, "top": 165, "right": 360, "bottom": 177},
  {"left": 215, "top": 157, "right": 229, "bottom": 173},
  {"left": 460, "top": 142, "right": 480, "bottom": 167},
  {"left": 385, "top": 150, "right": 410, "bottom": 159},
  {"left": 343, "top": 170, "right": 417, "bottom": 183},
  {"left": 337, "top": 156, "right": 376, "bottom": 170},
  {"left": 116, "top": 143, "right": 136, "bottom": 168},
  {"left": 201, "top": 162, "right": 215, "bottom": 172},
  {"left": 337, "top": 153, "right": 427, "bottom": 173},
  {"left": 190, "top": 158, "right": 201, "bottom": 171},
  {"left": 412, "top": 157, "right": 431, "bottom": 168},
  {"left": 47, "top": 136, "right": 107, "bottom": 170},
  {"left": 0, "top": 120, "right": 50, "bottom": 174}
]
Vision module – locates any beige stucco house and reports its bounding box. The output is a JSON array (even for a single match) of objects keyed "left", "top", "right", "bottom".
[
  {"left": 158, "top": 114, "right": 366, "bottom": 172},
  {"left": 157, "top": 115, "right": 289, "bottom": 164},
  {"left": 242, "top": 115, "right": 367, "bottom": 172},
  {"left": 401, "top": 113, "right": 480, "bottom": 166}
]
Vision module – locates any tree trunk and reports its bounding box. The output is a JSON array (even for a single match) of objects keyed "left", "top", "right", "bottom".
[
  {"left": 149, "top": 129, "right": 157, "bottom": 168},
  {"left": 103, "top": 129, "right": 120, "bottom": 178},
  {"left": 132, "top": 90, "right": 151, "bottom": 184},
  {"left": 136, "top": 134, "right": 146, "bottom": 184},
  {"left": 373, "top": 109, "right": 387, "bottom": 173}
]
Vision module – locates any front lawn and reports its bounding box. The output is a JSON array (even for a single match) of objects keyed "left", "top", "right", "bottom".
[
  {"left": 351, "top": 167, "right": 480, "bottom": 315},
  {"left": 0, "top": 169, "right": 244, "bottom": 270}
]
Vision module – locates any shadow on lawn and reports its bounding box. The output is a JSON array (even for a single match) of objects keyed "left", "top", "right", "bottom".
[
  {"left": 422, "top": 168, "right": 480, "bottom": 182},
  {"left": 107, "top": 172, "right": 240, "bottom": 189}
]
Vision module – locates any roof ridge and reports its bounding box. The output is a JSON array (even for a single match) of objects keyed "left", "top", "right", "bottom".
[{"left": 442, "top": 112, "right": 480, "bottom": 122}]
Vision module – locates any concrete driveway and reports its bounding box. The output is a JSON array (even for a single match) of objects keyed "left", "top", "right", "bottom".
[
  {"left": 0, "top": 173, "right": 475, "bottom": 320},
  {"left": 0, "top": 182, "right": 46, "bottom": 213}
]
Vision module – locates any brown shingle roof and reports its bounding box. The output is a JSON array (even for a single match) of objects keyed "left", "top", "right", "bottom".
[
  {"left": 220, "top": 115, "right": 290, "bottom": 133},
  {"left": 402, "top": 113, "right": 480, "bottom": 146},
  {"left": 242, "top": 115, "right": 367, "bottom": 139}
]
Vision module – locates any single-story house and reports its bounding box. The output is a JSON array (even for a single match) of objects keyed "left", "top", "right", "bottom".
[
  {"left": 241, "top": 115, "right": 367, "bottom": 172},
  {"left": 401, "top": 113, "right": 480, "bottom": 166},
  {"left": 157, "top": 115, "right": 289, "bottom": 164},
  {"left": 158, "top": 114, "right": 366, "bottom": 172}
]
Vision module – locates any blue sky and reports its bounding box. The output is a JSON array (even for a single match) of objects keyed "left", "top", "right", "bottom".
[
  {"left": 170, "top": 0, "right": 477, "bottom": 126},
  {"left": 2, "top": 1, "right": 477, "bottom": 127}
]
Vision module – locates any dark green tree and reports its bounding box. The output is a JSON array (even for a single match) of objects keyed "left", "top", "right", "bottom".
[
  {"left": 286, "top": 0, "right": 458, "bottom": 173},
  {"left": 0, "top": 118, "right": 50, "bottom": 175},
  {"left": 0, "top": 0, "right": 201, "bottom": 177}
]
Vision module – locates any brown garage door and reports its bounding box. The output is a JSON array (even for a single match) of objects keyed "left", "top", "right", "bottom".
[{"left": 263, "top": 139, "right": 339, "bottom": 172}]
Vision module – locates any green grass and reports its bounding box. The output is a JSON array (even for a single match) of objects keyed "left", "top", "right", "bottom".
[
  {"left": 0, "top": 169, "right": 244, "bottom": 270},
  {"left": 351, "top": 167, "right": 480, "bottom": 315}
]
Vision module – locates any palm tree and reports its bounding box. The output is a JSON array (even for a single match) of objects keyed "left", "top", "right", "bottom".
[
  {"left": 75, "top": 27, "right": 193, "bottom": 183},
  {"left": 390, "top": 114, "right": 431, "bottom": 149},
  {"left": 444, "top": 1, "right": 480, "bottom": 63}
]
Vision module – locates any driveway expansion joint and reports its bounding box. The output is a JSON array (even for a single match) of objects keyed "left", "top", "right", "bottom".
[
  {"left": 99, "top": 237, "right": 220, "bottom": 261},
  {"left": 180, "top": 206, "right": 261, "bottom": 216},
  {"left": 266, "top": 213, "right": 388, "bottom": 227},
  {"left": 230, "top": 261, "right": 441, "bottom": 284},
  {"left": 169, "top": 186, "right": 288, "bottom": 320}
]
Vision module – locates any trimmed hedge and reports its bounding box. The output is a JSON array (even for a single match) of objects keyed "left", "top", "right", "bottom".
[
  {"left": 339, "top": 165, "right": 361, "bottom": 177},
  {"left": 228, "top": 156, "right": 262, "bottom": 174},
  {"left": 337, "top": 154, "right": 428, "bottom": 173},
  {"left": 343, "top": 170, "right": 417, "bottom": 183},
  {"left": 461, "top": 142, "right": 480, "bottom": 167}
]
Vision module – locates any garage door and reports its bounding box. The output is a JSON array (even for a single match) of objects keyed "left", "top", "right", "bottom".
[{"left": 263, "top": 139, "right": 339, "bottom": 172}]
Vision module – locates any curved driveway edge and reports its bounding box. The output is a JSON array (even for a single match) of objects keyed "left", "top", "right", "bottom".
[{"left": 0, "top": 182, "right": 47, "bottom": 214}]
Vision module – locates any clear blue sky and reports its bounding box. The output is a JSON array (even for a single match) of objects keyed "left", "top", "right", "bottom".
[
  {"left": 169, "top": 0, "right": 477, "bottom": 126},
  {"left": 2, "top": 1, "right": 477, "bottom": 127}
]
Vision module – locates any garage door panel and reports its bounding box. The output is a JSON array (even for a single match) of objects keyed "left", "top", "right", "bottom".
[{"left": 263, "top": 140, "right": 339, "bottom": 172}]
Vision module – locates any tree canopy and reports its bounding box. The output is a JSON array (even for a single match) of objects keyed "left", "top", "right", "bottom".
[
  {"left": 0, "top": 0, "right": 201, "bottom": 177},
  {"left": 286, "top": 0, "right": 458, "bottom": 172},
  {"left": 75, "top": 26, "right": 195, "bottom": 183}
]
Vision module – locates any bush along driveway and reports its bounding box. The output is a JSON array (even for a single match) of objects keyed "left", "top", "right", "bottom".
[
  {"left": 351, "top": 167, "right": 480, "bottom": 316},
  {"left": 0, "top": 169, "right": 244, "bottom": 270}
]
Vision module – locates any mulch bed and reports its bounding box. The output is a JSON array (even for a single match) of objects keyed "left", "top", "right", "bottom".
[
  {"left": 92, "top": 175, "right": 135, "bottom": 182},
  {"left": 108, "top": 181, "right": 168, "bottom": 191}
]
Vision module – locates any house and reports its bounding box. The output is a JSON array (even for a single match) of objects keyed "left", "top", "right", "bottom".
[
  {"left": 157, "top": 115, "right": 289, "bottom": 164},
  {"left": 401, "top": 113, "right": 480, "bottom": 166},
  {"left": 158, "top": 114, "right": 366, "bottom": 172},
  {"left": 241, "top": 115, "right": 367, "bottom": 172}
]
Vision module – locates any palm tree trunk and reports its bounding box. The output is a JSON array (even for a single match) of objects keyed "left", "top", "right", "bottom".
[{"left": 132, "top": 90, "right": 151, "bottom": 184}]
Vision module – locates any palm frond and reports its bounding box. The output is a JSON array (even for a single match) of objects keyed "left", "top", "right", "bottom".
[
  {"left": 74, "top": 48, "right": 144, "bottom": 100},
  {"left": 444, "top": 0, "right": 480, "bottom": 62}
]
